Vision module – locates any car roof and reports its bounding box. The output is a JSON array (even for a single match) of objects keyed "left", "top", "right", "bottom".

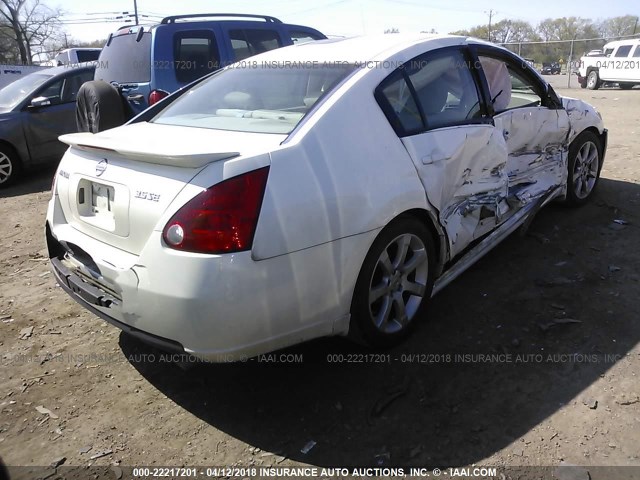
[
  {"left": 604, "top": 39, "right": 640, "bottom": 48},
  {"left": 248, "top": 34, "right": 482, "bottom": 63}
]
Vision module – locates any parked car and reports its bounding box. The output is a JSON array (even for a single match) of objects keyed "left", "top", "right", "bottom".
[
  {"left": 75, "top": 13, "right": 326, "bottom": 132},
  {"left": 0, "top": 63, "right": 95, "bottom": 186},
  {"left": 47, "top": 34, "right": 607, "bottom": 361},
  {"left": 541, "top": 62, "right": 561, "bottom": 75},
  {"left": 578, "top": 39, "right": 640, "bottom": 90},
  {"left": 54, "top": 48, "right": 102, "bottom": 66}
]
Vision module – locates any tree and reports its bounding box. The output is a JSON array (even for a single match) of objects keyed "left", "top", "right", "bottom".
[
  {"left": 384, "top": 27, "right": 400, "bottom": 34},
  {"left": 599, "top": 15, "right": 639, "bottom": 39},
  {"left": 0, "top": 0, "right": 62, "bottom": 65}
]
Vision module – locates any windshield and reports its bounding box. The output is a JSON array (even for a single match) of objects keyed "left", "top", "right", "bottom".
[
  {"left": 151, "top": 64, "right": 355, "bottom": 134},
  {"left": 0, "top": 73, "right": 53, "bottom": 109}
]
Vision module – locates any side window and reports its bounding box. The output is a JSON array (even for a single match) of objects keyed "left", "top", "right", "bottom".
[
  {"left": 376, "top": 49, "right": 483, "bottom": 136},
  {"left": 61, "top": 71, "right": 93, "bottom": 103},
  {"left": 376, "top": 70, "right": 423, "bottom": 136},
  {"left": 604, "top": 48, "right": 614, "bottom": 57},
  {"left": 408, "top": 49, "right": 482, "bottom": 130},
  {"left": 634, "top": 46, "right": 640, "bottom": 58},
  {"left": 289, "top": 30, "right": 324, "bottom": 45},
  {"left": 229, "top": 29, "right": 282, "bottom": 61},
  {"left": 174, "top": 31, "right": 221, "bottom": 83},
  {"left": 479, "top": 56, "right": 543, "bottom": 113},
  {"left": 37, "top": 79, "right": 64, "bottom": 104},
  {"left": 614, "top": 45, "right": 632, "bottom": 58}
]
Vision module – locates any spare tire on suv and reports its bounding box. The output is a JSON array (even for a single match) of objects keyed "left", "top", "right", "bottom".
[{"left": 76, "top": 80, "right": 127, "bottom": 133}]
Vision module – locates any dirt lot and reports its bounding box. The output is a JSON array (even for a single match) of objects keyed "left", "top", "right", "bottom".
[{"left": 1, "top": 80, "right": 639, "bottom": 479}]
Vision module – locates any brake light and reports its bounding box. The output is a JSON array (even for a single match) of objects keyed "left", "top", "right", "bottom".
[
  {"left": 148, "top": 89, "right": 169, "bottom": 106},
  {"left": 163, "top": 167, "right": 270, "bottom": 254}
]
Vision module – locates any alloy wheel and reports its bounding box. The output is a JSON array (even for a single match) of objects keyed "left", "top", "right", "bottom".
[{"left": 368, "top": 233, "right": 429, "bottom": 334}]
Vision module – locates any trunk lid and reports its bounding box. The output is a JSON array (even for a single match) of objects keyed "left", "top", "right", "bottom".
[{"left": 56, "top": 122, "right": 284, "bottom": 255}]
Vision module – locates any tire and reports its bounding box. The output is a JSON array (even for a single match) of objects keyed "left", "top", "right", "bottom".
[
  {"left": 76, "top": 80, "right": 127, "bottom": 133},
  {"left": 586, "top": 70, "right": 600, "bottom": 90},
  {"left": 350, "top": 216, "right": 436, "bottom": 347},
  {"left": 0, "top": 144, "right": 21, "bottom": 188},
  {"left": 566, "top": 130, "right": 603, "bottom": 206},
  {"left": 619, "top": 83, "right": 634, "bottom": 90}
]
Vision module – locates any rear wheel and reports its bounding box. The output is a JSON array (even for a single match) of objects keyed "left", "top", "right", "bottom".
[
  {"left": 0, "top": 144, "right": 21, "bottom": 188},
  {"left": 350, "top": 217, "right": 435, "bottom": 347},
  {"left": 566, "top": 131, "right": 602, "bottom": 206},
  {"left": 586, "top": 70, "right": 600, "bottom": 90}
]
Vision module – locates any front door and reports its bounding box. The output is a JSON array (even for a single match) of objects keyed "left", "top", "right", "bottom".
[
  {"left": 475, "top": 49, "right": 571, "bottom": 206},
  {"left": 24, "top": 70, "right": 94, "bottom": 163}
]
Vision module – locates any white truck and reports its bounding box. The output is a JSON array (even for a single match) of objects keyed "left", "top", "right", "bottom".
[
  {"left": 0, "top": 64, "right": 47, "bottom": 90},
  {"left": 54, "top": 48, "right": 102, "bottom": 66},
  {"left": 578, "top": 38, "right": 640, "bottom": 90}
]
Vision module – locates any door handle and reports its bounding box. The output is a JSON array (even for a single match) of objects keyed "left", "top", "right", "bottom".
[{"left": 127, "top": 94, "right": 145, "bottom": 103}]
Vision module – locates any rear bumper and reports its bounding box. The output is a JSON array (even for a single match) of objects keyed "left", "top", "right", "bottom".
[
  {"left": 50, "top": 254, "right": 185, "bottom": 355},
  {"left": 45, "top": 216, "right": 364, "bottom": 361}
]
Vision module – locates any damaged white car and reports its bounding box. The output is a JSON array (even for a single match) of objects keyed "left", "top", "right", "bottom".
[{"left": 46, "top": 35, "right": 607, "bottom": 361}]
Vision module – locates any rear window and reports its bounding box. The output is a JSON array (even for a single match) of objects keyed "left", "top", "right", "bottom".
[
  {"left": 174, "top": 31, "right": 220, "bottom": 84},
  {"left": 95, "top": 32, "right": 152, "bottom": 83},
  {"left": 229, "top": 29, "right": 282, "bottom": 61},
  {"left": 151, "top": 64, "right": 355, "bottom": 134},
  {"left": 76, "top": 50, "right": 101, "bottom": 63}
]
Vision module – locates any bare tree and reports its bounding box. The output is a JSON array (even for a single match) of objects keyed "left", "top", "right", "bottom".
[{"left": 0, "top": 0, "right": 62, "bottom": 65}]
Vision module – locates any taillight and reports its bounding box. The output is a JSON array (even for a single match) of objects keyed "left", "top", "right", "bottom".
[
  {"left": 163, "top": 167, "right": 269, "bottom": 254},
  {"left": 148, "top": 89, "right": 169, "bottom": 106}
]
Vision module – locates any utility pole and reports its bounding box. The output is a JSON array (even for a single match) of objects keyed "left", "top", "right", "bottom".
[
  {"left": 633, "top": 16, "right": 638, "bottom": 35},
  {"left": 485, "top": 9, "right": 496, "bottom": 43},
  {"left": 133, "top": 0, "right": 139, "bottom": 25}
]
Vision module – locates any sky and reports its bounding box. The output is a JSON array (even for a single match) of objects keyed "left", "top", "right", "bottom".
[{"left": 59, "top": 0, "right": 639, "bottom": 43}]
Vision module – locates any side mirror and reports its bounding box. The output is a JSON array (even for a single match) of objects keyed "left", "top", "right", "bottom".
[{"left": 30, "top": 96, "right": 51, "bottom": 108}]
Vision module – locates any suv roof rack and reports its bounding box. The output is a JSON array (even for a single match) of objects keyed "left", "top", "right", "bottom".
[{"left": 161, "top": 13, "right": 282, "bottom": 24}]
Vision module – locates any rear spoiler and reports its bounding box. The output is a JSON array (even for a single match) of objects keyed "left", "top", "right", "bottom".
[{"left": 59, "top": 132, "right": 239, "bottom": 169}]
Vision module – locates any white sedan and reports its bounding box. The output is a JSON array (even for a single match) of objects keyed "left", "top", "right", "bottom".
[{"left": 46, "top": 35, "right": 607, "bottom": 361}]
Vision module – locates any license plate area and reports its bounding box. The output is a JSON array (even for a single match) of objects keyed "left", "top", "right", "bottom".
[
  {"left": 91, "top": 182, "right": 115, "bottom": 218},
  {"left": 74, "top": 178, "right": 127, "bottom": 233}
]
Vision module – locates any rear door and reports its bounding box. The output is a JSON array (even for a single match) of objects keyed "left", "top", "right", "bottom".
[
  {"left": 376, "top": 47, "right": 509, "bottom": 258},
  {"left": 221, "top": 25, "right": 285, "bottom": 64},
  {"left": 473, "top": 46, "right": 570, "bottom": 205},
  {"left": 153, "top": 24, "right": 225, "bottom": 93}
]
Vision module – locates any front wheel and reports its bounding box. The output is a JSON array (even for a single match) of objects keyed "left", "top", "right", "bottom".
[
  {"left": 586, "top": 70, "right": 600, "bottom": 90},
  {"left": 350, "top": 217, "right": 435, "bottom": 347},
  {"left": 566, "top": 131, "right": 603, "bottom": 206}
]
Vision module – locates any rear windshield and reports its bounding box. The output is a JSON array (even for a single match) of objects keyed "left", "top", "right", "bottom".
[
  {"left": 151, "top": 64, "right": 355, "bottom": 134},
  {"left": 95, "top": 32, "right": 151, "bottom": 83},
  {"left": 76, "top": 50, "right": 101, "bottom": 63}
]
